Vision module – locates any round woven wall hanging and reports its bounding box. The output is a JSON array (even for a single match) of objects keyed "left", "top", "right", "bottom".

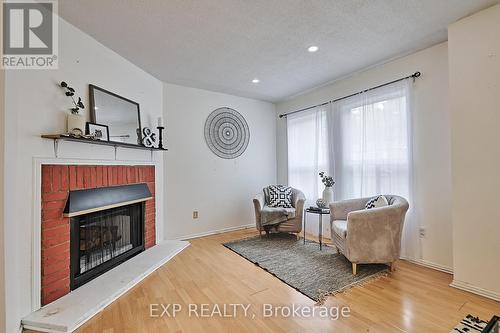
[{"left": 204, "top": 107, "right": 250, "bottom": 159}]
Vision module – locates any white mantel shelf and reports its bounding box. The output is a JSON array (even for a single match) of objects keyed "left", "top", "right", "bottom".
[{"left": 22, "top": 240, "right": 190, "bottom": 333}]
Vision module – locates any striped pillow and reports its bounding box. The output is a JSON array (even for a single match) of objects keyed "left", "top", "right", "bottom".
[{"left": 365, "top": 195, "right": 389, "bottom": 209}]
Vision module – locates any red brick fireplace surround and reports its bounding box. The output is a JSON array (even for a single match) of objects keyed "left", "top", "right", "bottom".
[{"left": 41, "top": 165, "right": 156, "bottom": 305}]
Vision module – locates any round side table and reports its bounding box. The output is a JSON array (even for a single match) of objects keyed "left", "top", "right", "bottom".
[{"left": 303, "top": 208, "right": 330, "bottom": 250}]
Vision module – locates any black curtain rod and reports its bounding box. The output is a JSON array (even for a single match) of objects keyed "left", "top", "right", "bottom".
[{"left": 279, "top": 71, "right": 421, "bottom": 118}]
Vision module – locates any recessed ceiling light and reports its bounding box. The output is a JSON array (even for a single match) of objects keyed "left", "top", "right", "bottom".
[
  {"left": 308, "top": 45, "right": 319, "bottom": 53},
  {"left": 252, "top": 78, "right": 260, "bottom": 83}
]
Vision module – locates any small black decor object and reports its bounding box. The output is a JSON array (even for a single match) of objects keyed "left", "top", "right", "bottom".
[
  {"left": 86, "top": 122, "right": 109, "bottom": 141},
  {"left": 60, "top": 81, "right": 84, "bottom": 114},
  {"left": 142, "top": 127, "right": 156, "bottom": 147},
  {"left": 157, "top": 116, "right": 165, "bottom": 149}
]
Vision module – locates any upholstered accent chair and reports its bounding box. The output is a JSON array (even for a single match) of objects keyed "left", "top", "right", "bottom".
[
  {"left": 253, "top": 188, "right": 305, "bottom": 235},
  {"left": 329, "top": 195, "right": 409, "bottom": 275}
]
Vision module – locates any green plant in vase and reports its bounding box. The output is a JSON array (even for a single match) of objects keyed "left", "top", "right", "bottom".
[
  {"left": 319, "top": 172, "right": 335, "bottom": 205},
  {"left": 60, "top": 81, "right": 85, "bottom": 136}
]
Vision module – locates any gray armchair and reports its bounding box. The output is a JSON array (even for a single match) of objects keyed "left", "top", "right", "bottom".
[
  {"left": 253, "top": 188, "right": 305, "bottom": 235},
  {"left": 329, "top": 195, "right": 409, "bottom": 275}
]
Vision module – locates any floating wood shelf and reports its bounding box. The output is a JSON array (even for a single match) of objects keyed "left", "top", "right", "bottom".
[{"left": 41, "top": 134, "right": 167, "bottom": 158}]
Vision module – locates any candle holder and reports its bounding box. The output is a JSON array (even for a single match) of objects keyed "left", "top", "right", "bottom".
[{"left": 157, "top": 126, "right": 165, "bottom": 149}]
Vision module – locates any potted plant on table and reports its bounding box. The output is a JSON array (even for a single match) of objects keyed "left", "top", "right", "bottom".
[{"left": 319, "top": 171, "right": 335, "bottom": 204}]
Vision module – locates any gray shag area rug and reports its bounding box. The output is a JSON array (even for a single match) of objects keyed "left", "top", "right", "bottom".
[{"left": 224, "top": 233, "right": 389, "bottom": 303}]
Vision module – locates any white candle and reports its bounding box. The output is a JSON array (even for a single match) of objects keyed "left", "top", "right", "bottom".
[{"left": 157, "top": 117, "right": 163, "bottom": 127}]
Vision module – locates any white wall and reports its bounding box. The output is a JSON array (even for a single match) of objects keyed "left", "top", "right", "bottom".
[
  {"left": 2, "top": 18, "right": 164, "bottom": 332},
  {"left": 0, "top": 59, "right": 6, "bottom": 331},
  {"left": 448, "top": 4, "right": 500, "bottom": 299},
  {"left": 163, "top": 83, "right": 276, "bottom": 239},
  {"left": 276, "top": 43, "right": 453, "bottom": 270}
]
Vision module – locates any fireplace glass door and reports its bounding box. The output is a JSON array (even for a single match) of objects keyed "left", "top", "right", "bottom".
[{"left": 70, "top": 202, "right": 144, "bottom": 289}]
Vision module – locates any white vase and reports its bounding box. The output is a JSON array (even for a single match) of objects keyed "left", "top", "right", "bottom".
[
  {"left": 67, "top": 113, "right": 86, "bottom": 136},
  {"left": 322, "top": 186, "right": 334, "bottom": 204}
]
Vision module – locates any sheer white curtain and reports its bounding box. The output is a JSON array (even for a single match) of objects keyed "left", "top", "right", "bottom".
[
  {"left": 328, "top": 79, "right": 419, "bottom": 259},
  {"left": 287, "top": 105, "right": 329, "bottom": 204}
]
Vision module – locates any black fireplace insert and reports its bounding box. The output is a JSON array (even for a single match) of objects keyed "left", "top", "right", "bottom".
[{"left": 70, "top": 202, "right": 145, "bottom": 289}]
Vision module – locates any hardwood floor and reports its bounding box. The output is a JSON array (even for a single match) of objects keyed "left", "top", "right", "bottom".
[{"left": 27, "top": 229, "right": 499, "bottom": 332}]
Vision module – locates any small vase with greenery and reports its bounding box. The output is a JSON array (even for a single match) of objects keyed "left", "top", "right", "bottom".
[
  {"left": 60, "top": 81, "right": 85, "bottom": 136},
  {"left": 319, "top": 171, "right": 335, "bottom": 204}
]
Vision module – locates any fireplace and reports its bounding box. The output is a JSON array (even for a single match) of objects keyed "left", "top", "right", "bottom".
[
  {"left": 70, "top": 202, "right": 144, "bottom": 289},
  {"left": 41, "top": 165, "right": 156, "bottom": 305},
  {"left": 64, "top": 183, "right": 151, "bottom": 289}
]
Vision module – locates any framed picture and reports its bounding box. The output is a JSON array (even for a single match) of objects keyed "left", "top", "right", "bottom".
[{"left": 86, "top": 122, "right": 110, "bottom": 141}]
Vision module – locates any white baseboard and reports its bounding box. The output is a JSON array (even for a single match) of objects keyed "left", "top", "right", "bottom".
[
  {"left": 401, "top": 257, "right": 453, "bottom": 274},
  {"left": 450, "top": 279, "right": 500, "bottom": 302},
  {"left": 175, "top": 224, "right": 255, "bottom": 241}
]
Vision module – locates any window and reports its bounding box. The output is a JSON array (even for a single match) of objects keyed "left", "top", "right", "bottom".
[
  {"left": 286, "top": 79, "right": 416, "bottom": 259},
  {"left": 287, "top": 105, "right": 328, "bottom": 202},
  {"left": 334, "top": 93, "right": 410, "bottom": 200}
]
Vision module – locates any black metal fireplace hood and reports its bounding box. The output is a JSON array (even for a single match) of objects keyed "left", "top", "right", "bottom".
[{"left": 64, "top": 183, "right": 152, "bottom": 217}]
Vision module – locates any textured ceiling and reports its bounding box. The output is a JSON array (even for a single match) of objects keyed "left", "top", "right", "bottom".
[{"left": 59, "top": 0, "right": 499, "bottom": 102}]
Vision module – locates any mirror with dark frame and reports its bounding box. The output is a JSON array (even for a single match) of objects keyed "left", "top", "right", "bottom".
[{"left": 89, "top": 85, "right": 142, "bottom": 145}]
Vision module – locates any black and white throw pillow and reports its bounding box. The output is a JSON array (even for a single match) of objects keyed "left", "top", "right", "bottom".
[
  {"left": 267, "top": 185, "right": 293, "bottom": 208},
  {"left": 365, "top": 195, "right": 389, "bottom": 209}
]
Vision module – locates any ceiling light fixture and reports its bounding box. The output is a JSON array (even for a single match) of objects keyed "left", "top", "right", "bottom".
[
  {"left": 252, "top": 78, "right": 260, "bottom": 83},
  {"left": 308, "top": 45, "right": 319, "bottom": 53}
]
